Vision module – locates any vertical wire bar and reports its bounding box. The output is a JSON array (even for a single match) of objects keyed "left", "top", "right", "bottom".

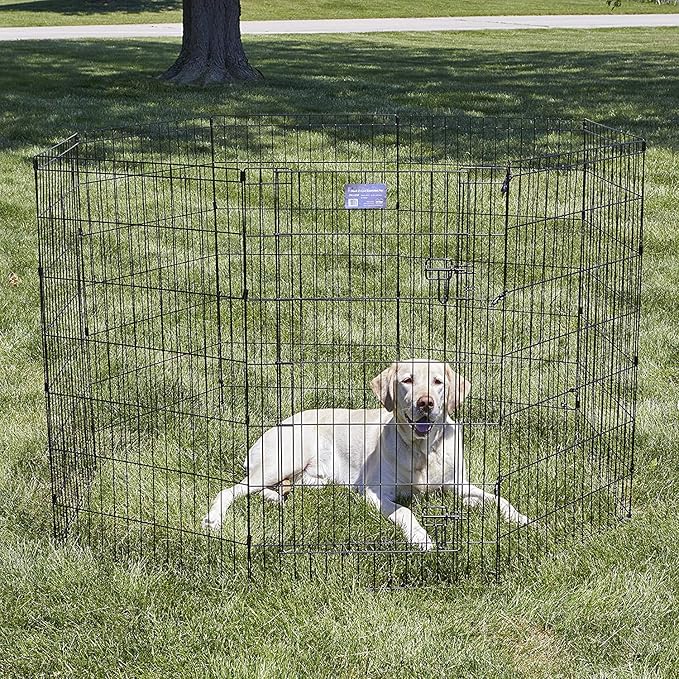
[
  {"left": 575, "top": 124, "right": 589, "bottom": 547},
  {"left": 495, "top": 164, "right": 512, "bottom": 580},
  {"left": 210, "top": 118, "right": 225, "bottom": 409},
  {"left": 628, "top": 140, "right": 645, "bottom": 519},
  {"left": 35, "top": 154, "right": 58, "bottom": 544},
  {"left": 239, "top": 167, "right": 252, "bottom": 578}
]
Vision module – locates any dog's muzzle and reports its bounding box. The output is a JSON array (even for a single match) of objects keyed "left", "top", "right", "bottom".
[{"left": 405, "top": 413, "right": 434, "bottom": 437}]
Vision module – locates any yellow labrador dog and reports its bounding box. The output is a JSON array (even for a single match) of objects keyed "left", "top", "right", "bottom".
[{"left": 202, "top": 359, "right": 529, "bottom": 550}]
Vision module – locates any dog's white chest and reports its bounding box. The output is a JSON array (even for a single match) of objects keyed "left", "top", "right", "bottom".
[{"left": 358, "top": 420, "right": 463, "bottom": 500}]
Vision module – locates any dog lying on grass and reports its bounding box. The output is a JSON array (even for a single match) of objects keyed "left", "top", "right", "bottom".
[{"left": 203, "top": 359, "right": 530, "bottom": 550}]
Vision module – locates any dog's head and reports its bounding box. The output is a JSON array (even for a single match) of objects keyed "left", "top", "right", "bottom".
[{"left": 370, "top": 359, "right": 471, "bottom": 440}]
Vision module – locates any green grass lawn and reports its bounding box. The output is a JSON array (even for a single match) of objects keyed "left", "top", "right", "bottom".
[
  {"left": 1, "top": 27, "right": 679, "bottom": 677},
  {"left": 0, "top": 0, "right": 677, "bottom": 27}
]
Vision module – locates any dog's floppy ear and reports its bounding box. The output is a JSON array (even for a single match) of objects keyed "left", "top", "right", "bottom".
[
  {"left": 370, "top": 363, "right": 397, "bottom": 412},
  {"left": 444, "top": 364, "right": 471, "bottom": 413}
]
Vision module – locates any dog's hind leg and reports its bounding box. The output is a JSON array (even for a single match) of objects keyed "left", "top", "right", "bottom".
[
  {"left": 203, "top": 477, "right": 288, "bottom": 529},
  {"left": 202, "top": 425, "right": 304, "bottom": 529},
  {"left": 202, "top": 416, "right": 317, "bottom": 529},
  {"left": 202, "top": 480, "right": 251, "bottom": 530},
  {"left": 261, "top": 487, "right": 285, "bottom": 505},
  {"left": 298, "top": 468, "right": 329, "bottom": 487}
]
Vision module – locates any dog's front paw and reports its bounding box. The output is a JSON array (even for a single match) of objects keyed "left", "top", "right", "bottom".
[
  {"left": 201, "top": 512, "right": 222, "bottom": 531},
  {"left": 410, "top": 528, "right": 434, "bottom": 551}
]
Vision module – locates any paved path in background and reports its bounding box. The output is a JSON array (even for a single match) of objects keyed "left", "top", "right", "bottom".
[{"left": 1, "top": 14, "right": 678, "bottom": 40}]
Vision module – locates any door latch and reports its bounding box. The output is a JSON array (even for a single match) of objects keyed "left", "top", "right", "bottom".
[{"left": 424, "top": 258, "right": 474, "bottom": 304}]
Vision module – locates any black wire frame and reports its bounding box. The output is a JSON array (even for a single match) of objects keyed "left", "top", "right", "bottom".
[{"left": 34, "top": 115, "right": 645, "bottom": 585}]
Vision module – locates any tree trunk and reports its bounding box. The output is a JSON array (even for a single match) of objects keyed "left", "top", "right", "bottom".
[{"left": 160, "top": 0, "right": 262, "bottom": 86}]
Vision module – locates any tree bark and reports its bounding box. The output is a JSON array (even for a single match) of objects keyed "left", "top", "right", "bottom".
[{"left": 160, "top": 0, "right": 262, "bottom": 86}]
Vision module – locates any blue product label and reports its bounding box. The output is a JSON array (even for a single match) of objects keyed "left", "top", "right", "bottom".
[{"left": 344, "top": 183, "right": 387, "bottom": 209}]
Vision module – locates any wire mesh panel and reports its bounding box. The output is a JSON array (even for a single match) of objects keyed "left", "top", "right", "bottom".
[
  {"left": 35, "top": 116, "right": 644, "bottom": 584},
  {"left": 36, "top": 135, "right": 95, "bottom": 544}
]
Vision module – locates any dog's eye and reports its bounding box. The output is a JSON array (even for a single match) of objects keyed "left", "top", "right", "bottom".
[
  {"left": 433, "top": 377, "right": 443, "bottom": 385},
  {"left": 401, "top": 376, "right": 413, "bottom": 384}
]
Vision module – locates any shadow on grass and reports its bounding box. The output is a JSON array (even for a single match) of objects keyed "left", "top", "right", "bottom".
[
  {"left": 0, "top": 0, "right": 180, "bottom": 15},
  {"left": 0, "top": 31, "right": 677, "bottom": 153}
]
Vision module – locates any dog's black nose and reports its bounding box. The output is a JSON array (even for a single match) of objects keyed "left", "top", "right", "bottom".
[{"left": 417, "top": 395, "right": 434, "bottom": 412}]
